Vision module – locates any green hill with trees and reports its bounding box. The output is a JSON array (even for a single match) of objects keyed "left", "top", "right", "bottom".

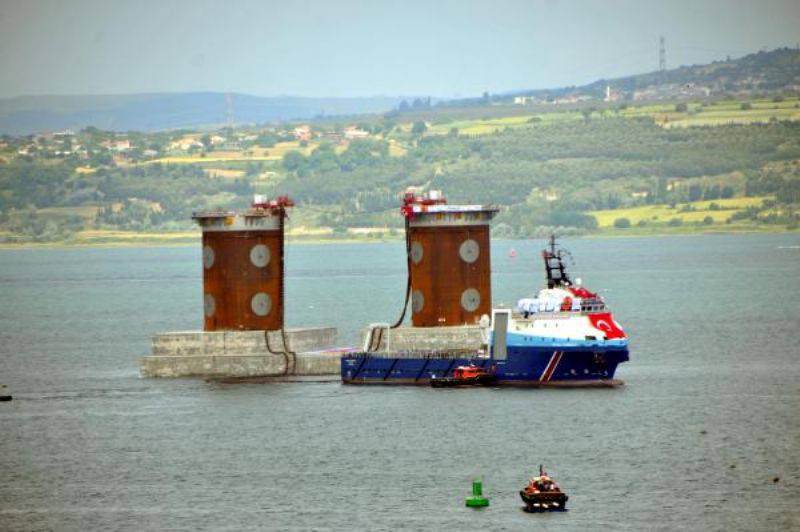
[{"left": 2, "top": 48, "right": 800, "bottom": 244}]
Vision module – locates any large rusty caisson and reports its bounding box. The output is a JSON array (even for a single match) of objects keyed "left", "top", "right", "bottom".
[
  {"left": 192, "top": 196, "right": 293, "bottom": 331},
  {"left": 401, "top": 189, "right": 498, "bottom": 327}
]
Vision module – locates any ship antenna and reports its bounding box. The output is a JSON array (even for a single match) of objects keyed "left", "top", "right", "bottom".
[{"left": 542, "top": 234, "right": 573, "bottom": 289}]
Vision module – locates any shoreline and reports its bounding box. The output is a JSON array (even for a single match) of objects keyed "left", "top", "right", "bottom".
[{"left": 0, "top": 224, "right": 796, "bottom": 250}]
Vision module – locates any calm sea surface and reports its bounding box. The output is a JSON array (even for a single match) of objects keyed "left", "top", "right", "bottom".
[{"left": 1, "top": 234, "right": 799, "bottom": 531}]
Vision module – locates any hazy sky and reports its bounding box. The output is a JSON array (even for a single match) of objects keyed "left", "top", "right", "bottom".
[{"left": 1, "top": 0, "right": 799, "bottom": 98}]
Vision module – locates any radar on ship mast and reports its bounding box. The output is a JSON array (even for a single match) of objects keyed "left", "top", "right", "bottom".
[{"left": 542, "top": 235, "right": 573, "bottom": 289}]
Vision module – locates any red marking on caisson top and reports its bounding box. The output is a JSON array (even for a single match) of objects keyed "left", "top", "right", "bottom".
[{"left": 540, "top": 351, "right": 563, "bottom": 382}]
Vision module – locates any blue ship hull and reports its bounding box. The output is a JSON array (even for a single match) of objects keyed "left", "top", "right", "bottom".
[{"left": 341, "top": 345, "right": 629, "bottom": 387}]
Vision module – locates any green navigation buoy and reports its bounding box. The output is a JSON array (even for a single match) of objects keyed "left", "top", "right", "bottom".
[{"left": 465, "top": 478, "right": 490, "bottom": 507}]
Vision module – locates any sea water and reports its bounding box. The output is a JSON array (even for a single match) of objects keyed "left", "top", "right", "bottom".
[{"left": 1, "top": 234, "right": 799, "bottom": 530}]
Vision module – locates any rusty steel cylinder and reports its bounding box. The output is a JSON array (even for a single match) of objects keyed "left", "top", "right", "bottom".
[
  {"left": 407, "top": 207, "right": 497, "bottom": 327},
  {"left": 193, "top": 210, "right": 284, "bottom": 331}
]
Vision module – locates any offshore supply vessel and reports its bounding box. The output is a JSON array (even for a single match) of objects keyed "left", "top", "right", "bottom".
[{"left": 341, "top": 235, "right": 629, "bottom": 386}]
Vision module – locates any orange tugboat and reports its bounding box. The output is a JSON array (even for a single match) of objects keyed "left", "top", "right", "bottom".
[
  {"left": 520, "top": 466, "right": 568, "bottom": 512},
  {"left": 430, "top": 364, "right": 496, "bottom": 388}
]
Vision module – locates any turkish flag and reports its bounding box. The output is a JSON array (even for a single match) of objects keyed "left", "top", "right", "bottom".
[{"left": 588, "top": 312, "right": 626, "bottom": 339}]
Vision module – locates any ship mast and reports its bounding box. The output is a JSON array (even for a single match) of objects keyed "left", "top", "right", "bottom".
[{"left": 542, "top": 235, "right": 573, "bottom": 289}]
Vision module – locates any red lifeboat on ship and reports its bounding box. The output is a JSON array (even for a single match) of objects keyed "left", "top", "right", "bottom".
[{"left": 430, "top": 364, "right": 496, "bottom": 388}]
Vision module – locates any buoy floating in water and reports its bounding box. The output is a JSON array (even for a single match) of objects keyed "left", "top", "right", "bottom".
[
  {"left": 0, "top": 384, "right": 11, "bottom": 402},
  {"left": 465, "top": 478, "right": 489, "bottom": 507}
]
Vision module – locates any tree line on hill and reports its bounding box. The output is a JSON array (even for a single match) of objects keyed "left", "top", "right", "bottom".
[
  {"left": 399, "top": 47, "right": 800, "bottom": 110},
  {"left": 269, "top": 117, "right": 800, "bottom": 231},
  {"left": 2, "top": 114, "right": 800, "bottom": 241}
]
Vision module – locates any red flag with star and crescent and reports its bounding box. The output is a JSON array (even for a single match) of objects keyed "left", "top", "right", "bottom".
[{"left": 588, "top": 312, "right": 626, "bottom": 339}]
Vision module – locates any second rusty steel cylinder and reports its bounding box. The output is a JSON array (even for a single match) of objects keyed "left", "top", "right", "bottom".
[
  {"left": 193, "top": 198, "right": 291, "bottom": 331},
  {"left": 403, "top": 191, "right": 498, "bottom": 327}
]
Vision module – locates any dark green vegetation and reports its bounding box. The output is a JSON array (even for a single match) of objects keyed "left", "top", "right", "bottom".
[
  {"left": 272, "top": 118, "right": 800, "bottom": 236},
  {"left": 2, "top": 114, "right": 799, "bottom": 243}
]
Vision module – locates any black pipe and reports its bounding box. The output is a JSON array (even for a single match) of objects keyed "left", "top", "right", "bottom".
[
  {"left": 390, "top": 216, "right": 412, "bottom": 329},
  {"left": 260, "top": 206, "right": 295, "bottom": 376},
  {"left": 278, "top": 206, "right": 296, "bottom": 375}
]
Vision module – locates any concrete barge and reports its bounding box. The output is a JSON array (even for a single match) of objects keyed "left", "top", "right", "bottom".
[
  {"left": 140, "top": 327, "right": 342, "bottom": 379},
  {"left": 140, "top": 326, "right": 487, "bottom": 379}
]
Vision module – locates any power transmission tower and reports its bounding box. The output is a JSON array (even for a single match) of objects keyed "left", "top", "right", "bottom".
[{"left": 659, "top": 36, "right": 666, "bottom": 72}]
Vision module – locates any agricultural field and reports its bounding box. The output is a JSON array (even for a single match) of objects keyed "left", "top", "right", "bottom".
[
  {"left": 137, "top": 137, "right": 409, "bottom": 167},
  {"left": 620, "top": 97, "right": 800, "bottom": 128},
  {"left": 419, "top": 97, "right": 800, "bottom": 137},
  {"left": 387, "top": 140, "right": 407, "bottom": 156},
  {"left": 37, "top": 205, "right": 101, "bottom": 222},
  {"left": 426, "top": 112, "right": 582, "bottom": 136},
  {"left": 589, "top": 197, "right": 770, "bottom": 227},
  {"left": 144, "top": 141, "right": 320, "bottom": 165},
  {"left": 144, "top": 154, "right": 273, "bottom": 165},
  {"left": 71, "top": 229, "right": 199, "bottom": 245},
  {"left": 202, "top": 168, "right": 246, "bottom": 179}
]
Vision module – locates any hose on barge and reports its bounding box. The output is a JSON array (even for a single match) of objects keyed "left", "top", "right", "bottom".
[
  {"left": 390, "top": 216, "right": 412, "bottom": 329},
  {"left": 263, "top": 205, "right": 296, "bottom": 376},
  {"left": 361, "top": 216, "right": 411, "bottom": 354}
]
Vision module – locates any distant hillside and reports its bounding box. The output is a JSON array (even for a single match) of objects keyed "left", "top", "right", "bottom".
[
  {"left": 481, "top": 47, "right": 800, "bottom": 105},
  {"left": 3, "top": 47, "right": 799, "bottom": 135},
  {"left": 585, "top": 47, "right": 800, "bottom": 95},
  {"left": 0, "top": 92, "right": 406, "bottom": 135}
]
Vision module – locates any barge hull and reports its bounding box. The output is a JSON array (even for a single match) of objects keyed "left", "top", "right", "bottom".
[
  {"left": 343, "top": 377, "right": 623, "bottom": 387},
  {"left": 341, "top": 347, "right": 628, "bottom": 386}
]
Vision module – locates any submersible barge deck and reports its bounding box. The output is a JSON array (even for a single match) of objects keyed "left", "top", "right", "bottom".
[{"left": 341, "top": 317, "right": 628, "bottom": 387}]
